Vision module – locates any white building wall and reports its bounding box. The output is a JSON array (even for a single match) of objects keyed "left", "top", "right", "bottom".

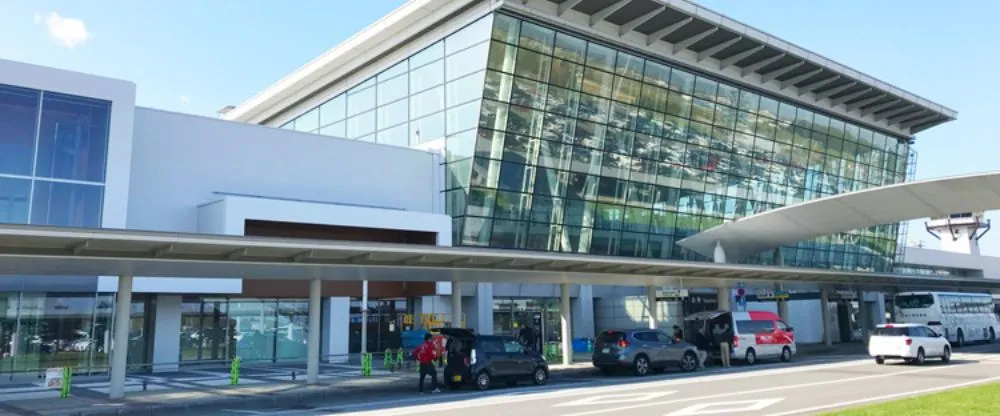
[{"left": 114, "top": 107, "right": 445, "bottom": 294}]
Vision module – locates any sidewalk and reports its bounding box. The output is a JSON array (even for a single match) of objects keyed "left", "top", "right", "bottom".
[{"left": 0, "top": 357, "right": 596, "bottom": 416}]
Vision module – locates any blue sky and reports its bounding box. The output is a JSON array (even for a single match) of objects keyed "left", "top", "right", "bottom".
[{"left": 2, "top": 0, "right": 998, "bottom": 254}]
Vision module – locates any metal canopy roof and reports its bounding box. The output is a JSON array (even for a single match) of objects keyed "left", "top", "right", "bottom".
[
  {"left": 516, "top": 0, "right": 955, "bottom": 134},
  {"left": 0, "top": 224, "right": 998, "bottom": 291},
  {"left": 677, "top": 171, "right": 1000, "bottom": 262}
]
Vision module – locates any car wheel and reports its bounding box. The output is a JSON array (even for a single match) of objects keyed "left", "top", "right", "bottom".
[
  {"left": 745, "top": 348, "right": 757, "bottom": 365},
  {"left": 532, "top": 367, "right": 548, "bottom": 385},
  {"left": 679, "top": 351, "right": 698, "bottom": 372},
  {"left": 599, "top": 367, "right": 615, "bottom": 376},
  {"left": 874, "top": 356, "right": 885, "bottom": 365},
  {"left": 941, "top": 346, "right": 951, "bottom": 363},
  {"left": 474, "top": 371, "right": 492, "bottom": 391},
  {"left": 915, "top": 348, "right": 926, "bottom": 365},
  {"left": 633, "top": 355, "right": 650, "bottom": 376},
  {"left": 780, "top": 346, "right": 792, "bottom": 362},
  {"left": 956, "top": 329, "right": 965, "bottom": 348}
]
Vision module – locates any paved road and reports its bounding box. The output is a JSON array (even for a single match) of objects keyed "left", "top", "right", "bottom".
[{"left": 199, "top": 345, "right": 1000, "bottom": 416}]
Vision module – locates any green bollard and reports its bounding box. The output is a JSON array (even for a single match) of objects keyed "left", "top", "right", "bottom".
[
  {"left": 230, "top": 356, "right": 241, "bottom": 385},
  {"left": 397, "top": 349, "right": 405, "bottom": 370},
  {"left": 384, "top": 348, "right": 393, "bottom": 369},
  {"left": 364, "top": 353, "right": 373, "bottom": 376},
  {"left": 60, "top": 367, "right": 71, "bottom": 399}
]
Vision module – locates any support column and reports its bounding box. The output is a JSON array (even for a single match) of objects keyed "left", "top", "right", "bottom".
[
  {"left": 646, "top": 285, "right": 658, "bottom": 329},
  {"left": 109, "top": 275, "right": 133, "bottom": 400},
  {"left": 713, "top": 241, "right": 727, "bottom": 263},
  {"left": 475, "top": 283, "right": 494, "bottom": 334},
  {"left": 856, "top": 289, "right": 868, "bottom": 342},
  {"left": 451, "top": 280, "right": 462, "bottom": 327},
  {"left": 717, "top": 287, "right": 731, "bottom": 311},
  {"left": 560, "top": 283, "right": 571, "bottom": 365},
  {"left": 775, "top": 283, "right": 790, "bottom": 322},
  {"left": 360, "top": 280, "right": 369, "bottom": 354},
  {"left": 820, "top": 287, "right": 832, "bottom": 346},
  {"left": 307, "top": 279, "right": 322, "bottom": 384}
]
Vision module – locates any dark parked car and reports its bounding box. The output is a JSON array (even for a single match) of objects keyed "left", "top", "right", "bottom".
[
  {"left": 592, "top": 329, "right": 702, "bottom": 376},
  {"left": 438, "top": 328, "right": 549, "bottom": 390}
]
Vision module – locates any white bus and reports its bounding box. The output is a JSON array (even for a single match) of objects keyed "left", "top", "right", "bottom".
[{"left": 893, "top": 291, "right": 999, "bottom": 346}]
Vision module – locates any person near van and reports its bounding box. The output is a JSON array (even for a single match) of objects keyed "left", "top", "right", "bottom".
[
  {"left": 718, "top": 324, "right": 734, "bottom": 367},
  {"left": 519, "top": 325, "right": 536, "bottom": 352},
  {"left": 415, "top": 333, "right": 441, "bottom": 394},
  {"left": 672, "top": 325, "right": 684, "bottom": 342}
]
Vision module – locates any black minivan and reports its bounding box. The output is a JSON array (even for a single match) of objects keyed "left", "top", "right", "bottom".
[{"left": 438, "top": 328, "right": 549, "bottom": 391}]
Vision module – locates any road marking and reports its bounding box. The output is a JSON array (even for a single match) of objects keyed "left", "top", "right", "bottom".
[
  {"left": 557, "top": 365, "right": 948, "bottom": 416},
  {"left": 763, "top": 374, "right": 1000, "bottom": 416},
  {"left": 666, "top": 398, "right": 784, "bottom": 415},
  {"left": 330, "top": 359, "right": 880, "bottom": 415},
  {"left": 553, "top": 391, "right": 675, "bottom": 407}
]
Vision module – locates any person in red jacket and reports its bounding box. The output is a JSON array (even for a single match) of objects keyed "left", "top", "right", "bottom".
[{"left": 414, "top": 333, "right": 440, "bottom": 393}]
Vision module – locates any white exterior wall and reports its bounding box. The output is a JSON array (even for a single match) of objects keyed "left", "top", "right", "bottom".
[{"left": 113, "top": 107, "right": 447, "bottom": 294}]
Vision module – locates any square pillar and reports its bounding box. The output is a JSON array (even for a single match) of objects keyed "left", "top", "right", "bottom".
[
  {"left": 321, "top": 297, "right": 350, "bottom": 363},
  {"left": 820, "top": 288, "right": 832, "bottom": 346},
  {"left": 474, "top": 283, "right": 494, "bottom": 335},
  {"left": 572, "top": 284, "right": 594, "bottom": 340},
  {"left": 646, "top": 285, "right": 658, "bottom": 329},
  {"left": 307, "top": 279, "right": 321, "bottom": 384},
  {"left": 151, "top": 295, "right": 182, "bottom": 373},
  {"left": 560, "top": 283, "right": 572, "bottom": 365},
  {"left": 717, "top": 287, "right": 731, "bottom": 311},
  {"left": 109, "top": 275, "right": 133, "bottom": 400},
  {"left": 451, "top": 280, "right": 462, "bottom": 327}
]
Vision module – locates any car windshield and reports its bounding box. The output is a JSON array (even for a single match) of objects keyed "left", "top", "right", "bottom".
[
  {"left": 895, "top": 294, "right": 934, "bottom": 309},
  {"left": 872, "top": 327, "right": 911, "bottom": 336}
]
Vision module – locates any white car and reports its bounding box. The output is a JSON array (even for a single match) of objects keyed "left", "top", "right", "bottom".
[{"left": 868, "top": 323, "right": 952, "bottom": 365}]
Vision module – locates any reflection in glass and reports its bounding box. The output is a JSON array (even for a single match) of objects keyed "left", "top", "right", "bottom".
[
  {"left": 0, "top": 177, "right": 30, "bottom": 224},
  {"left": 451, "top": 13, "right": 910, "bottom": 272},
  {"left": 0, "top": 84, "right": 40, "bottom": 176},
  {"left": 35, "top": 92, "right": 111, "bottom": 183},
  {"left": 31, "top": 180, "right": 103, "bottom": 228}
]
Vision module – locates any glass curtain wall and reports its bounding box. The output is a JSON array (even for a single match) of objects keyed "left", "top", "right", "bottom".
[
  {"left": 452, "top": 13, "right": 909, "bottom": 272},
  {"left": 179, "top": 297, "right": 310, "bottom": 365},
  {"left": 492, "top": 298, "right": 562, "bottom": 347},
  {"left": 0, "top": 293, "right": 149, "bottom": 374},
  {"left": 349, "top": 299, "right": 407, "bottom": 353},
  {"left": 280, "top": 15, "right": 494, "bottom": 156},
  {"left": 0, "top": 84, "right": 109, "bottom": 229}
]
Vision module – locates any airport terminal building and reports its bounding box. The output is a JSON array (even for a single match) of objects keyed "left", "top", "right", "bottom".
[{"left": 0, "top": 0, "right": 993, "bottom": 377}]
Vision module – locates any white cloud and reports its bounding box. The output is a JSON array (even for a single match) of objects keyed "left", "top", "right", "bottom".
[
  {"left": 179, "top": 96, "right": 191, "bottom": 104},
  {"left": 35, "top": 12, "right": 92, "bottom": 49}
]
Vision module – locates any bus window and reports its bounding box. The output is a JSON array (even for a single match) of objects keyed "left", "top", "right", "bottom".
[{"left": 895, "top": 294, "right": 933, "bottom": 309}]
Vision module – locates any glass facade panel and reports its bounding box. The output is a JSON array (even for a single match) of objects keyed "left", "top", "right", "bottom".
[
  {"left": 438, "top": 13, "right": 912, "bottom": 272},
  {"left": 0, "top": 85, "right": 40, "bottom": 176},
  {"left": 0, "top": 177, "right": 30, "bottom": 224},
  {"left": 31, "top": 179, "right": 103, "bottom": 228},
  {"left": 285, "top": 15, "right": 493, "bottom": 152},
  {"left": 35, "top": 92, "right": 111, "bottom": 183}
]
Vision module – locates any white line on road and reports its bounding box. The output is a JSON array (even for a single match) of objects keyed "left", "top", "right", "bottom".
[
  {"left": 763, "top": 375, "right": 1000, "bottom": 416},
  {"left": 557, "top": 365, "right": 950, "bottom": 416}
]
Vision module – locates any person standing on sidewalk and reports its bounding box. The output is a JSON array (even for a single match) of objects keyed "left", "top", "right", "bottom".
[{"left": 415, "top": 333, "right": 441, "bottom": 394}]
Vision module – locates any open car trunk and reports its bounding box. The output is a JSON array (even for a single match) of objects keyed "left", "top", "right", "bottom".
[{"left": 682, "top": 310, "right": 732, "bottom": 351}]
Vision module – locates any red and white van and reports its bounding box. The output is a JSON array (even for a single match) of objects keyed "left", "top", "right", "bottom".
[{"left": 683, "top": 310, "right": 796, "bottom": 365}]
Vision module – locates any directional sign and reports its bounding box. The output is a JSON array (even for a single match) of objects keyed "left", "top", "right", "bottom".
[
  {"left": 665, "top": 398, "right": 784, "bottom": 415},
  {"left": 554, "top": 391, "right": 675, "bottom": 407}
]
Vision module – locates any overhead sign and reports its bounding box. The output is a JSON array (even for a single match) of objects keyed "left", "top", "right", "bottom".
[
  {"left": 657, "top": 289, "right": 690, "bottom": 298},
  {"left": 756, "top": 289, "right": 790, "bottom": 300}
]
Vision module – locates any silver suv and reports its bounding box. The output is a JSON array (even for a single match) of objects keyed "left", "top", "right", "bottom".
[{"left": 592, "top": 329, "right": 702, "bottom": 376}]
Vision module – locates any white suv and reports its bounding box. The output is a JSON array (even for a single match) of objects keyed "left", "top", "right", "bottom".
[{"left": 868, "top": 323, "right": 951, "bottom": 365}]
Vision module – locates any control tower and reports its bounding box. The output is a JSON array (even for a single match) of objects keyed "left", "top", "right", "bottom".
[{"left": 925, "top": 212, "right": 991, "bottom": 255}]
